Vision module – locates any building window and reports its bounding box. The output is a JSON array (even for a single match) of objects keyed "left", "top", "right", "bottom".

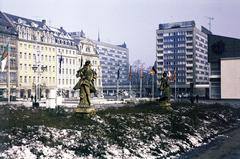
[
  {"left": 24, "top": 53, "right": 27, "bottom": 59},
  {"left": 20, "top": 76, "right": 22, "bottom": 83},
  {"left": 86, "top": 47, "right": 90, "bottom": 52},
  {"left": 24, "top": 76, "right": 27, "bottom": 83}
]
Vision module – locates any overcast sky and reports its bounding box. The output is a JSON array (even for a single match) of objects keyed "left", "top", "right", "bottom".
[{"left": 0, "top": 0, "right": 239, "bottom": 66}]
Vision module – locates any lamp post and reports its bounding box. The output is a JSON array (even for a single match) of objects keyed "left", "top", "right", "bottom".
[{"left": 32, "top": 50, "right": 47, "bottom": 105}]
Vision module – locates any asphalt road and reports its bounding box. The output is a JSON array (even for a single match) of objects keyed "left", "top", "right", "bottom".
[{"left": 179, "top": 125, "right": 240, "bottom": 159}]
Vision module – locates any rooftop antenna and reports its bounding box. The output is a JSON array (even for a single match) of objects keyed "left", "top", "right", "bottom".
[{"left": 206, "top": 16, "right": 214, "bottom": 31}]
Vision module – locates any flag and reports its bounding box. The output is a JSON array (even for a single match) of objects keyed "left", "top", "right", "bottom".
[
  {"left": 59, "top": 54, "right": 63, "bottom": 73},
  {"left": 129, "top": 65, "right": 132, "bottom": 80},
  {"left": 150, "top": 66, "right": 157, "bottom": 75},
  {"left": 173, "top": 68, "right": 176, "bottom": 81},
  {"left": 1, "top": 44, "right": 8, "bottom": 72},
  {"left": 80, "top": 56, "right": 83, "bottom": 68},
  {"left": 117, "top": 68, "right": 120, "bottom": 79},
  {"left": 140, "top": 64, "right": 143, "bottom": 79},
  {"left": 167, "top": 70, "right": 172, "bottom": 80}
]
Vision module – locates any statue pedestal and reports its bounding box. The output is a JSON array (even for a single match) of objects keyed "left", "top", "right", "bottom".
[
  {"left": 74, "top": 106, "right": 96, "bottom": 115},
  {"left": 160, "top": 100, "right": 172, "bottom": 110}
]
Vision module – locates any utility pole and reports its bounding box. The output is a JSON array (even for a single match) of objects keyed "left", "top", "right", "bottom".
[{"left": 206, "top": 16, "right": 214, "bottom": 31}]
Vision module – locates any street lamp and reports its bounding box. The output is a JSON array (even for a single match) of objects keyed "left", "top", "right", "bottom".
[{"left": 32, "top": 64, "right": 47, "bottom": 105}]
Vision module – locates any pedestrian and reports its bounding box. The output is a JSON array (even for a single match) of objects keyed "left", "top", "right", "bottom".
[
  {"left": 190, "top": 95, "right": 195, "bottom": 104},
  {"left": 30, "top": 95, "right": 34, "bottom": 102},
  {"left": 196, "top": 95, "right": 199, "bottom": 103}
]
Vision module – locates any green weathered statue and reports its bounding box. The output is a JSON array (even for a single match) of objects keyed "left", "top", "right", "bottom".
[
  {"left": 159, "top": 72, "right": 171, "bottom": 108},
  {"left": 74, "top": 60, "right": 96, "bottom": 109}
]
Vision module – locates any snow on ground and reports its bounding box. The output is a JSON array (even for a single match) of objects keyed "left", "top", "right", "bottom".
[{"left": 0, "top": 102, "right": 240, "bottom": 158}]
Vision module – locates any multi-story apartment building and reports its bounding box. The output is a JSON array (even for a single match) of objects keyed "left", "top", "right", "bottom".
[
  {"left": 0, "top": 12, "right": 18, "bottom": 98},
  {"left": 156, "top": 21, "right": 209, "bottom": 96},
  {"left": 69, "top": 31, "right": 103, "bottom": 97},
  {"left": 94, "top": 40, "right": 129, "bottom": 96},
  {"left": 51, "top": 27, "right": 78, "bottom": 98},
  {"left": 3, "top": 13, "right": 58, "bottom": 98},
  {"left": 2, "top": 12, "right": 83, "bottom": 99}
]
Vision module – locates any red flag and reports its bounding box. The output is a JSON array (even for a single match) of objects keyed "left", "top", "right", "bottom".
[{"left": 1, "top": 44, "right": 8, "bottom": 72}]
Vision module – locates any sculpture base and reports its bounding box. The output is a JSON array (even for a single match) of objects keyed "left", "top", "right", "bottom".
[
  {"left": 160, "top": 101, "right": 172, "bottom": 111},
  {"left": 74, "top": 107, "right": 96, "bottom": 116}
]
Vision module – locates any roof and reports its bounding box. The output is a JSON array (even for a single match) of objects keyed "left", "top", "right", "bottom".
[{"left": 3, "top": 11, "right": 74, "bottom": 40}]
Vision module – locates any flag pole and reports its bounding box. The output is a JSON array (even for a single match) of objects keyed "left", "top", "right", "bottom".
[
  {"left": 140, "top": 65, "right": 143, "bottom": 98},
  {"left": 117, "top": 78, "right": 119, "bottom": 101},
  {"left": 151, "top": 74, "right": 154, "bottom": 100},
  {"left": 174, "top": 68, "right": 177, "bottom": 100},
  {"left": 129, "top": 65, "right": 132, "bottom": 98},
  {"left": 116, "top": 67, "right": 119, "bottom": 101},
  {"left": 7, "top": 38, "right": 10, "bottom": 104}
]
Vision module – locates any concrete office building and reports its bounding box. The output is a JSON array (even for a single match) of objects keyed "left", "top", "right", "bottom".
[
  {"left": 156, "top": 21, "right": 210, "bottom": 96},
  {"left": 208, "top": 34, "right": 240, "bottom": 99},
  {"left": 94, "top": 40, "right": 129, "bottom": 96}
]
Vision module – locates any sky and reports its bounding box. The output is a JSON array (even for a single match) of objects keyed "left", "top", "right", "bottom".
[{"left": 0, "top": 0, "right": 240, "bottom": 66}]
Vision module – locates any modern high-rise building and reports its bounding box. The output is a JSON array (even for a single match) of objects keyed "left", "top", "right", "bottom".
[
  {"left": 156, "top": 21, "right": 210, "bottom": 96},
  {"left": 94, "top": 40, "right": 129, "bottom": 96}
]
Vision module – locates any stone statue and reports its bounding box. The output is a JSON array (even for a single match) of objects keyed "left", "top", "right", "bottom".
[
  {"left": 74, "top": 60, "right": 96, "bottom": 108},
  {"left": 159, "top": 72, "right": 171, "bottom": 108}
]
